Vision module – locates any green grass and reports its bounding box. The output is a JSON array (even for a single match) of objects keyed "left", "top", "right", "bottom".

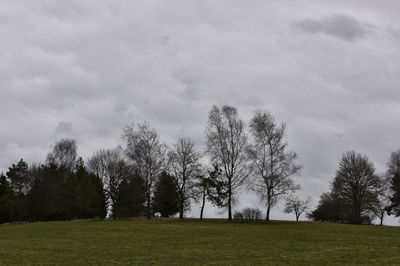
[{"left": 1, "top": 219, "right": 400, "bottom": 265}]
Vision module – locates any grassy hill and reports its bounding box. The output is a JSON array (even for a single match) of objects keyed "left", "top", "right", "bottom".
[{"left": 0, "top": 219, "right": 400, "bottom": 265}]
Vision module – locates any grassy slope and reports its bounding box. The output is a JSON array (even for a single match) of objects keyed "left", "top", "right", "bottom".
[{"left": 0, "top": 219, "right": 400, "bottom": 265}]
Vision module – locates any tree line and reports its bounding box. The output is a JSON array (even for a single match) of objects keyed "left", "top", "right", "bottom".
[
  {"left": 308, "top": 150, "right": 400, "bottom": 225},
  {"left": 1, "top": 105, "right": 399, "bottom": 225}
]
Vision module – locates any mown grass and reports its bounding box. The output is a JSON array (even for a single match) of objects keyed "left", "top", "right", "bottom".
[{"left": 0, "top": 219, "right": 400, "bottom": 265}]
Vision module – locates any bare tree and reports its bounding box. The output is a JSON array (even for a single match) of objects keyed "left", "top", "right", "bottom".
[
  {"left": 194, "top": 165, "right": 222, "bottom": 220},
  {"left": 87, "top": 148, "right": 129, "bottom": 219},
  {"left": 168, "top": 138, "right": 202, "bottom": 220},
  {"left": 206, "top": 105, "right": 249, "bottom": 221},
  {"left": 46, "top": 138, "right": 78, "bottom": 172},
  {"left": 284, "top": 194, "right": 311, "bottom": 221},
  {"left": 387, "top": 150, "right": 400, "bottom": 217},
  {"left": 247, "top": 111, "right": 301, "bottom": 221},
  {"left": 368, "top": 175, "right": 390, "bottom": 226},
  {"left": 332, "top": 151, "right": 382, "bottom": 224},
  {"left": 122, "top": 122, "right": 167, "bottom": 219}
]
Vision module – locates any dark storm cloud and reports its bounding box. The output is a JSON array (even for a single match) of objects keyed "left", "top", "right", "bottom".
[
  {"left": 294, "top": 14, "right": 371, "bottom": 41},
  {"left": 1, "top": 0, "right": 400, "bottom": 223}
]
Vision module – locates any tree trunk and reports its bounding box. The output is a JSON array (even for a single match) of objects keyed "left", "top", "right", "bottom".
[
  {"left": 179, "top": 193, "right": 184, "bottom": 220},
  {"left": 296, "top": 214, "right": 299, "bottom": 222},
  {"left": 228, "top": 178, "right": 232, "bottom": 221},
  {"left": 380, "top": 215, "right": 383, "bottom": 226},
  {"left": 200, "top": 191, "right": 206, "bottom": 220},
  {"left": 112, "top": 199, "right": 117, "bottom": 220},
  {"left": 146, "top": 191, "right": 151, "bottom": 219},
  {"left": 266, "top": 194, "right": 271, "bottom": 221}
]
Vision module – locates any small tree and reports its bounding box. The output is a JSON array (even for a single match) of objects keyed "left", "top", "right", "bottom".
[
  {"left": 206, "top": 105, "right": 249, "bottom": 221},
  {"left": 332, "top": 151, "right": 382, "bottom": 224},
  {"left": 307, "top": 192, "right": 352, "bottom": 223},
  {"left": 87, "top": 148, "right": 129, "bottom": 219},
  {"left": 46, "top": 139, "right": 78, "bottom": 172},
  {"left": 6, "top": 159, "right": 29, "bottom": 195},
  {"left": 284, "top": 194, "right": 311, "bottom": 221},
  {"left": 122, "top": 122, "right": 167, "bottom": 219},
  {"left": 247, "top": 111, "right": 301, "bottom": 221},
  {"left": 368, "top": 175, "right": 390, "bottom": 226},
  {"left": 194, "top": 165, "right": 224, "bottom": 220},
  {"left": 0, "top": 174, "right": 14, "bottom": 223},
  {"left": 168, "top": 138, "right": 202, "bottom": 220},
  {"left": 74, "top": 159, "right": 107, "bottom": 219},
  {"left": 388, "top": 150, "right": 400, "bottom": 217},
  {"left": 152, "top": 172, "right": 179, "bottom": 217},
  {"left": 115, "top": 173, "right": 146, "bottom": 218},
  {"left": 6, "top": 159, "right": 30, "bottom": 221},
  {"left": 233, "top": 208, "right": 262, "bottom": 223}
]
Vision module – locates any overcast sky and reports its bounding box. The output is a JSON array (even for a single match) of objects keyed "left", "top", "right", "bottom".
[{"left": 1, "top": 0, "right": 400, "bottom": 224}]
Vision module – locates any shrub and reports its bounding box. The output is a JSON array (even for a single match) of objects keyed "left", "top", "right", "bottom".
[{"left": 233, "top": 208, "right": 263, "bottom": 223}]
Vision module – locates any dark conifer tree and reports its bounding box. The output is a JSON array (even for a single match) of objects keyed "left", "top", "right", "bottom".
[
  {"left": 6, "top": 159, "right": 30, "bottom": 195},
  {"left": 388, "top": 150, "right": 400, "bottom": 216},
  {"left": 115, "top": 173, "right": 145, "bottom": 218},
  {"left": 29, "top": 164, "right": 67, "bottom": 221},
  {"left": 6, "top": 159, "right": 31, "bottom": 221},
  {"left": 74, "top": 158, "right": 107, "bottom": 219},
  {"left": 0, "top": 174, "right": 14, "bottom": 223},
  {"left": 152, "top": 172, "right": 179, "bottom": 217}
]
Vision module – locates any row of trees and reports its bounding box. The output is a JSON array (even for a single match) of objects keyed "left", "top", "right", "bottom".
[
  {"left": 3, "top": 105, "right": 399, "bottom": 225},
  {"left": 308, "top": 150, "right": 400, "bottom": 225},
  {"left": 0, "top": 148, "right": 189, "bottom": 222},
  {"left": 1, "top": 105, "right": 304, "bottom": 223}
]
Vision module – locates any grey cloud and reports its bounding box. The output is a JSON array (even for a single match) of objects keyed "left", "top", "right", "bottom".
[
  {"left": 52, "top": 121, "right": 73, "bottom": 138},
  {"left": 294, "top": 14, "right": 371, "bottom": 41}
]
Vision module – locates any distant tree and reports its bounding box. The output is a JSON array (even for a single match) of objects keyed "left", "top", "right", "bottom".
[
  {"left": 195, "top": 176, "right": 210, "bottom": 220},
  {"left": 233, "top": 208, "right": 262, "bottom": 223},
  {"left": 46, "top": 139, "right": 78, "bottom": 172},
  {"left": 29, "top": 164, "right": 69, "bottom": 221},
  {"left": 74, "top": 158, "right": 107, "bottom": 219},
  {"left": 387, "top": 150, "right": 400, "bottom": 217},
  {"left": 206, "top": 105, "right": 249, "bottom": 221},
  {"left": 332, "top": 151, "right": 382, "bottom": 224},
  {"left": 196, "top": 174, "right": 209, "bottom": 220},
  {"left": 87, "top": 148, "right": 129, "bottom": 219},
  {"left": 6, "top": 159, "right": 29, "bottom": 195},
  {"left": 152, "top": 172, "right": 179, "bottom": 217},
  {"left": 194, "top": 165, "right": 224, "bottom": 220},
  {"left": 122, "top": 122, "right": 167, "bottom": 219},
  {"left": 0, "top": 174, "right": 14, "bottom": 223},
  {"left": 247, "top": 111, "right": 301, "bottom": 221},
  {"left": 201, "top": 164, "right": 230, "bottom": 213},
  {"left": 368, "top": 185, "right": 390, "bottom": 226},
  {"left": 307, "top": 192, "right": 347, "bottom": 223},
  {"left": 27, "top": 164, "right": 41, "bottom": 193},
  {"left": 283, "top": 194, "right": 311, "bottom": 221},
  {"left": 168, "top": 138, "right": 202, "bottom": 220},
  {"left": 115, "top": 173, "right": 146, "bottom": 218},
  {"left": 6, "top": 159, "right": 30, "bottom": 221}
]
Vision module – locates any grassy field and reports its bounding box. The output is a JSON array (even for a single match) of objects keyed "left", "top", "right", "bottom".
[{"left": 1, "top": 219, "right": 400, "bottom": 265}]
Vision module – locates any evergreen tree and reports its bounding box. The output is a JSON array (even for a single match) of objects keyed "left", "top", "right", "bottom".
[
  {"left": 152, "top": 172, "right": 179, "bottom": 217},
  {"left": 0, "top": 174, "right": 14, "bottom": 223},
  {"left": 6, "top": 159, "right": 30, "bottom": 195},
  {"left": 74, "top": 158, "right": 107, "bottom": 219},
  {"left": 29, "top": 164, "right": 67, "bottom": 221},
  {"left": 5, "top": 159, "right": 31, "bottom": 221},
  {"left": 388, "top": 150, "right": 400, "bottom": 216},
  {"left": 115, "top": 174, "right": 146, "bottom": 218}
]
